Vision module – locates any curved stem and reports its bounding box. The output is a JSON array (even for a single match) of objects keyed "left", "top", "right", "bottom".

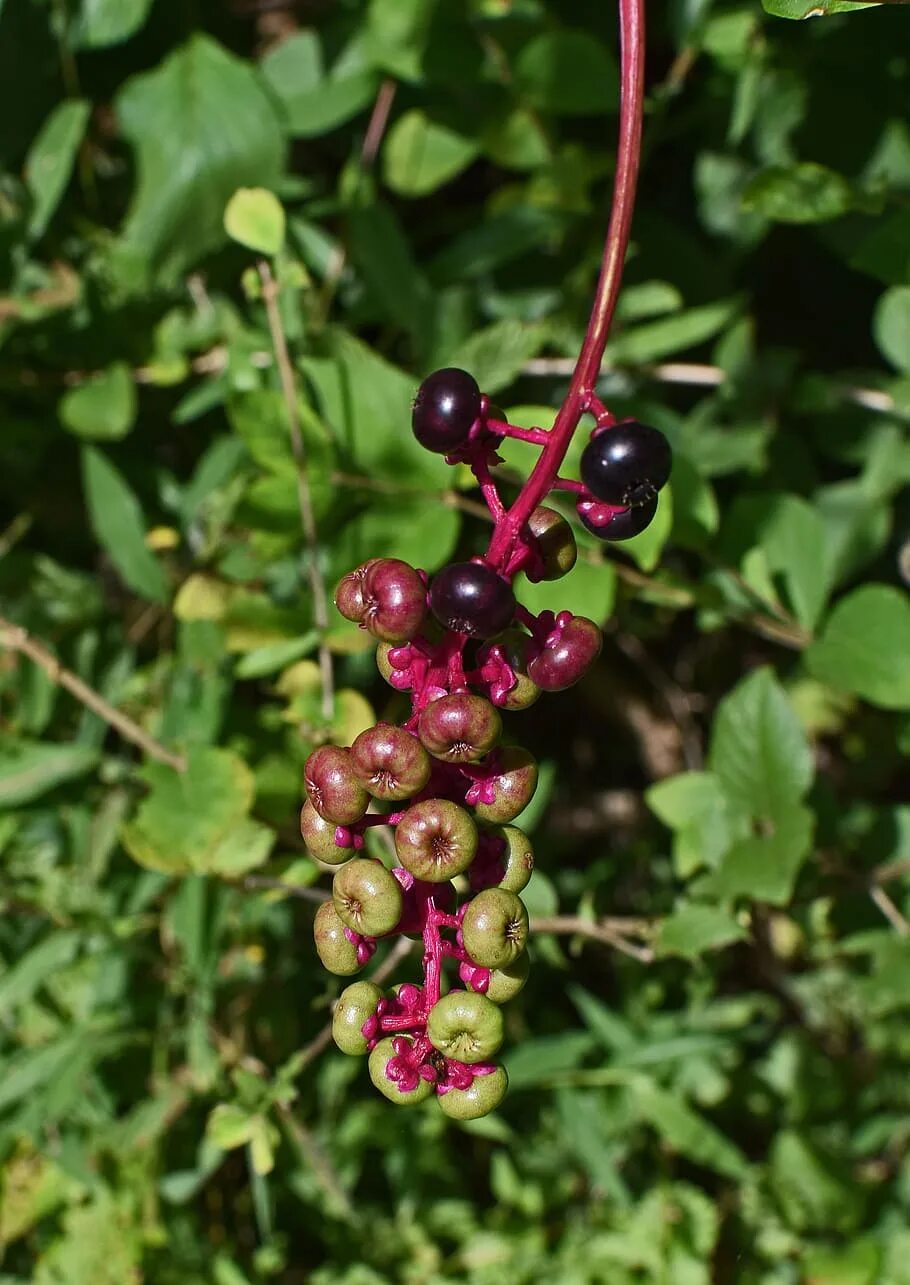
[{"left": 485, "top": 0, "right": 646, "bottom": 572}]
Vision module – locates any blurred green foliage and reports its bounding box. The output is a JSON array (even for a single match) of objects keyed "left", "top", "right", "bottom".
[{"left": 1, "top": 0, "right": 909, "bottom": 1281}]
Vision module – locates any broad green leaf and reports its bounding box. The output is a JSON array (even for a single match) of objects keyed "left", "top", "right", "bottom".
[
  {"left": 647, "top": 771, "right": 743, "bottom": 877},
  {"left": 874, "top": 285, "right": 910, "bottom": 373},
  {"left": 81, "top": 446, "right": 168, "bottom": 602},
  {"left": 364, "top": 0, "right": 435, "bottom": 82},
  {"left": 261, "top": 32, "right": 378, "bottom": 138},
  {"left": 59, "top": 363, "right": 137, "bottom": 441},
  {"left": 656, "top": 905, "right": 747, "bottom": 959},
  {"left": 72, "top": 0, "right": 153, "bottom": 46},
  {"left": 605, "top": 299, "right": 742, "bottom": 366},
  {"left": 224, "top": 188, "right": 285, "bottom": 256},
  {"left": 707, "top": 803, "right": 814, "bottom": 903},
  {"left": 763, "top": 0, "right": 880, "bottom": 16},
  {"left": 742, "top": 163, "right": 853, "bottom": 223},
  {"left": 0, "top": 932, "right": 80, "bottom": 1013},
  {"left": 233, "top": 633, "right": 319, "bottom": 679},
  {"left": 631, "top": 1079, "right": 749, "bottom": 1179},
  {"left": 709, "top": 667, "right": 814, "bottom": 820},
  {"left": 25, "top": 99, "right": 90, "bottom": 240},
  {"left": 447, "top": 320, "right": 548, "bottom": 395},
  {"left": 347, "top": 202, "right": 434, "bottom": 344},
  {"left": 332, "top": 494, "right": 460, "bottom": 574},
  {"left": 806, "top": 585, "right": 910, "bottom": 710},
  {"left": 206, "top": 1104, "right": 256, "bottom": 1150},
  {"left": 769, "top": 1130, "right": 859, "bottom": 1233},
  {"left": 504, "top": 1033, "right": 597, "bottom": 1090},
  {"left": 515, "top": 31, "right": 619, "bottom": 116},
  {"left": 383, "top": 110, "right": 479, "bottom": 197},
  {"left": 0, "top": 739, "right": 99, "bottom": 808},
  {"left": 520, "top": 558, "right": 616, "bottom": 624},
  {"left": 619, "top": 487, "right": 673, "bottom": 573},
  {"left": 115, "top": 35, "right": 285, "bottom": 281}
]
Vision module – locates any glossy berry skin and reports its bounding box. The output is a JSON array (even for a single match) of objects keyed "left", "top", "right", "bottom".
[
  {"left": 438, "top": 1066, "right": 508, "bottom": 1120},
  {"left": 427, "top": 990, "right": 504, "bottom": 1063},
  {"left": 482, "top": 952, "right": 530, "bottom": 1004},
  {"left": 478, "top": 631, "right": 540, "bottom": 712},
  {"left": 360, "top": 559, "right": 426, "bottom": 644},
  {"left": 332, "top": 981, "right": 382, "bottom": 1055},
  {"left": 527, "top": 507, "right": 577, "bottom": 581},
  {"left": 417, "top": 694, "right": 502, "bottom": 763},
  {"left": 350, "top": 723, "right": 431, "bottom": 800},
  {"left": 369, "top": 1037, "right": 433, "bottom": 1105},
  {"left": 528, "top": 616, "right": 603, "bottom": 692},
  {"left": 492, "top": 825, "right": 534, "bottom": 893},
  {"left": 333, "top": 859, "right": 403, "bottom": 937},
  {"left": 395, "top": 798, "right": 478, "bottom": 883},
  {"left": 334, "top": 560, "right": 380, "bottom": 624},
  {"left": 429, "top": 562, "right": 515, "bottom": 639},
  {"left": 412, "top": 368, "right": 481, "bottom": 454},
  {"left": 580, "top": 421, "right": 672, "bottom": 508},
  {"left": 300, "top": 800, "right": 356, "bottom": 865},
  {"left": 313, "top": 901, "right": 363, "bottom": 976},
  {"left": 472, "top": 746, "right": 538, "bottom": 824},
  {"left": 577, "top": 494, "right": 659, "bottom": 542},
  {"left": 304, "top": 746, "right": 369, "bottom": 826},
  {"left": 461, "top": 888, "right": 529, "bottom": 969}
]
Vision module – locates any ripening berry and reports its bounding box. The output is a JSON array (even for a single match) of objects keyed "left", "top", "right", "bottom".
[
  {"left": 304, "top": 745, "right": 369, "bottom": 826},
  {"left": 528, "top": 615, "right": 602, "bottom": 692},
  {"left": 527, "top": 507, "right": 577, "bottom": 581},
  {"left": 437, "top": 1066, "right": 509, "bottom": 1119},
  {"left": 300, "top": 799, "right": 357, "bottom": 865},
  {"left": 428, "top": 561, "right": 515, "bottom": 638},
  {"left": 332, "top": 859, "right": 403, "bottom": 937},
  {"left": 461, "top": 887, "right": 529, "bottom": 970},
  {"left": 369, "top": 1037, "right": 433, "bottom": 1105},
  {"left": 427, "top": 990, "right": 504, "bottom": 1063},
  {"left": 394, "top": 798, "right": 478, "bottom": 882},
  {"left": 350, "top": 723, "right": 431, "bottom": 800},
  {"left": 412, "top": 368, "right": 481, "bottom": 454},
  {"left": 313, "top": 901, "right": 363, "bottom": 976},
  {"left": 472, "top": 746, "right": 538, "bottom": 824},
  {"left": 491, "top": 824, "right": 534, "bottom": 893},
  {"left": 360, "top": 558, "right": 426, "bottom": 644},
  {"left": 334, "top": 560, "right": 380, "bottom": 623},
  {"left": 417, "top": 693, "right": 502, "bottom": 763},
  {"left": 580, "top": 421, "right": 672, "bottom": 508},
  {"left": 332, "top": 981, "right": 383, "bottom": 1055}
]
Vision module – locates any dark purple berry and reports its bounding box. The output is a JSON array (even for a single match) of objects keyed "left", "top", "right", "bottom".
[
  {"left": 428, "top": 562, "right": 515, "bottom": 639},
  {"left": 361, "top": 559, "right": 426, "bottom": 643},
  {"left": 577, "top": 494, "right": 659, "bottom": 542},
  {"left": 528, "top": 616, "right": 602, "bottom": 692},
  {"left": 412, "top": 368, "right": 481, "bottom": 454},
  {"left": 580, "top": 422, "right": 672, "bottom": 508},
  {"left": 417, "top": 694, "right": 501, "bottom": 763}
]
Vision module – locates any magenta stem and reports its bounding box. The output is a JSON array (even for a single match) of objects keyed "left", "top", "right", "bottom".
[
  {"left": 484, "top": 0, "right": 645, "bottom": 574},
  {"left": 550, "top": 477, "right": 587, "bottom": 495},
  {"left": 488, "top": 421, "right": 551, "bottom": 446}
]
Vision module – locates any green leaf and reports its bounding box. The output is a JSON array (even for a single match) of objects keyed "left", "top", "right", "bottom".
[
  {"left": 763, "top": 0, "right": 880, "bottom": 16},
  {"left": 707, "top": 804, "right": 815, "bottom": 903},
  {"left": 605, "top": 299, "right": 742, "bottom": 366},
  {"left": 364, "top": 0, "right": 435, "bottom": 82},
  {"left": 519, "top": 558, "right": 616, "bottom": 624},
  {"left": 233, "top": 633, "right": 319, "bottom": 679},
  {"left": 383, "top": 110, "right": 479, "bottom": 197},
  {"left": 806, "top": 585, "right": 910, "bottom": 710},
  {"left": 121, "top": 747, "right": 272, "bottom": 875},
  {"left": 0, "top": 739, "right": 99, "bottom": 808},
  {"left": 0, "top": 932, "right": 80, "bottom": 1013},
  {"left": 447, "top": 320, "right": 548, "bottom": 395},
  {"left": 347, "top": 202, "right": 434, "bottom": 345},
  {"left": 631, "top": 1079, "right": 749, "bottom": 1179},
  {"left": 333, "top": 494, "right": 460, "bottom": 573},
  {"left": 81, "top": 446, "right": 168, "bottom": 602},
  {"left": 72, "top": 0, "right": 154, "bottom": 47},
  {"left": 24, "top": 99, "right": 90, "bottom": 240},
  {"left": 656, "top": 905, "right": 747, "bottom": 959},
  {"left": 59, "top": 363, "right": 137, "bottom": 441},
  {"left": 874, "top": 286, "right": 910, "bottom": 373},
  {"left": 206, "top": 1104, "right": 257, "bottom": 1150},
  {"left": 647, "top": 771, "right": 743, "bottom": 878},
  {"left": 114, "top": 35, "right": 284, "bottom": 282},
  {"left": 504, "top": 1033, "right": 598, "bottom": 1090},
  {"left": 261, "top": 31, "right": 378, "bottom": 138},
  {"left": 515, "top": 31, "right": 619, "bottom": 116},
  {"left": 742, "top": 163, "right": 853, "bottom": 224},
  {"left": 709, "top": 667, "right": 814, "bottom": 820},
  {"left": 619, "top": 487, "right": 673, "bottom": 573},
  {"left": 224, "top": 188, "right": 285, "bottom": 256}
]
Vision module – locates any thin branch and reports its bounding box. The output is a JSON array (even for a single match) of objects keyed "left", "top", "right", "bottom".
[
  {"left": 361, "top": 78, "right": 397, "bottom": 170},
  {"left": 258, "top": 260, "right": 335, "bottom": 723},
  {"left": 873, "top": 856, "right": 910, "bottom": 886},
  {"left": 870, "top": 886, "right": 910, "bottom": 937},
  {"left": 0, "top": 615, "right": 186, "bottom": 771},
  {"left": 277, "top": 1105, "right": 354, "bottom": 1220},
  {"left": 532, "top": 915, "right": 654, "bottom": 963}
]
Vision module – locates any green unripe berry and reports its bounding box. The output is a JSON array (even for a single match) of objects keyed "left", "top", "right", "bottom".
[
  {"left": 300, "top": 800, "right": 355, "bottom": 865},
  {"left": 304, "top": 745, "right": 369, "bottom": 826},
  {"left": 313, "top": 900, "right": 362, "bottom": 976},
  {"left": 427, "top": 990, "right": 504, "bottom": 1064},
  {"left": 332, "top": 981, "right": 382, "bottom": 1055},
  {"left": 461, "top": 888, "right": 529, "bottom": 970},
  {"left": 483, "top": 950, "right": 530, "bottom": 1004},
  {"left": 493, "top": 824, "right": 534, "bottom": 893},
  {"left": 368, "top": 1037, "right": 433, "bottom": 1105},
  {"left": 332, "top": 859, "right": 403, "bottom": 937},
  {"left": 438, "top": 1066, "right": 509, "bottom": 1120}
]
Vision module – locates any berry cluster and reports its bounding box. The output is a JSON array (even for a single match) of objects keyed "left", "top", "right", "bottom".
[{"left": 304, "top": 368, "right": 671, "bottom": 1116}]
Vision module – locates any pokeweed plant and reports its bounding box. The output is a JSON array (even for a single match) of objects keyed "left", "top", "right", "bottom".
[{"left": 305, "top": 0, "right": 672, "bottom": 1115}]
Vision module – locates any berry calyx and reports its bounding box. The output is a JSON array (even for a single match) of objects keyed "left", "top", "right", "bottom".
[
  {"left": 334, "top": 559, "right": 380, "bottom": 624},
  {"left": 428, "top": 562, "right": 516, "bottom": 638},
  {"left": 369, "top": 1037, "right": 434, "bottom": 1104},
  {"left": 461, "top": 887, "right": 529, "bottom": 970},
  {"left": 417, "top": 693, "right": 502, "bottom": 763},
  {"left": 412, "top": 368, "right": 481, "bottom": 454},
  {"left": 394, "top": 798, "right": 479, "bottom": 883},
  {"left": 580, "top": 421, "right": 672, "bottom": 508},
  {"left": 360, "top": 559, "right": 427, "bottom": 643},
  {"left": 332, "top": 859, "right": 403, "bottom": 937},
  {"left": 427, "top": 990, "right": 504, "bottom": 1063},
  {"left": 304, "top": 746, "right": 369, "bottom": 826},
  {"left": 577, "top": 494, "right": 659, "bottom": 541},
  {"left": 350, "top": 723, "right": 431, "bottom": 800}
]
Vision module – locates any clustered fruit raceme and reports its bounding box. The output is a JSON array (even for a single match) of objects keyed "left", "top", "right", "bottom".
[{"left": 305, "top": 367, "right": 672, "bottom": 1116}]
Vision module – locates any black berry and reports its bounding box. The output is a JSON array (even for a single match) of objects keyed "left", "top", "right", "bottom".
[
  {"left": 428, "top": 562, "right": 515, "bottom": 638},
  {"left": 580, "top": 422, "right": 672, "bottom": 508},
  {"left": 578, "top": 494, "right": 659, "bottom": 542},
  {"left": 412, "top": 368, "right": 481, "bottom": 454}
]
